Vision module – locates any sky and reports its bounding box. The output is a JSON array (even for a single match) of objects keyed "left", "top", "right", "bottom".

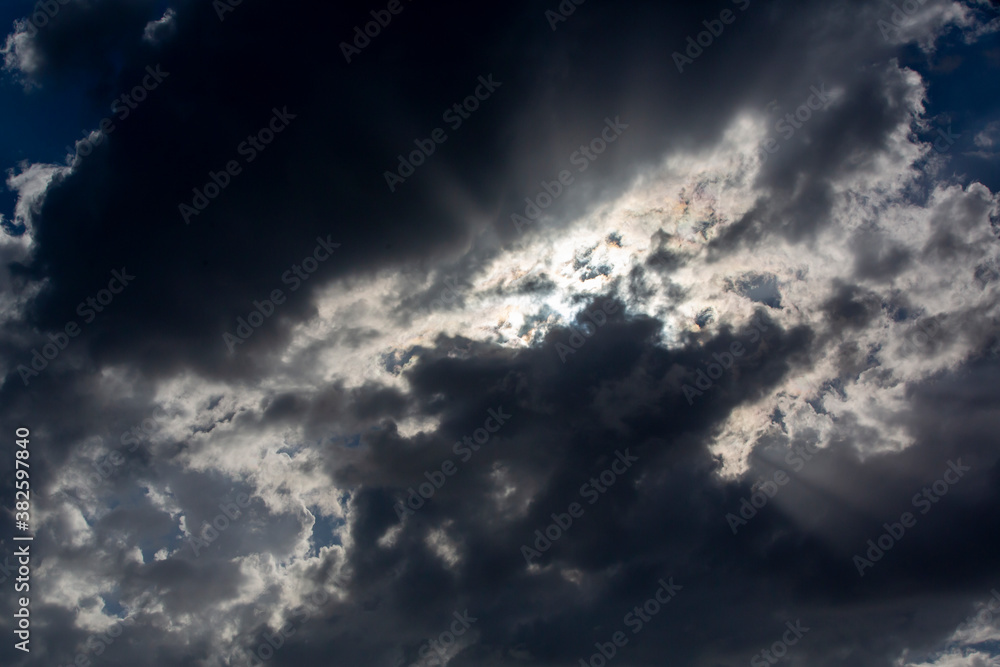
[{"left": 1, "top": 1, "right": 1000, "bottom": 666}]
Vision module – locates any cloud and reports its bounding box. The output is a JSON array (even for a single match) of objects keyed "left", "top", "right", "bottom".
[
  {"left": 1, "top": 1, "right": 999, "bottom": 666},
  {"left": 142, "top": 8, "right": 177, "bottom": 45}
]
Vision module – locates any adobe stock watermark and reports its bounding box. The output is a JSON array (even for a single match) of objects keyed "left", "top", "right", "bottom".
[
  {"left": 555, "top": 299, "right": 621, "bottom": 362},
  {"left": 394, "top": 407, "right": 512, "bottom": 519},
  {"left": 238, "top": 574, "right": 350, "bottom": 666},
  {"left": 15, "top": 267, "right": 136, "bottom": 386},
  {"left": 749, "top": 620, "right": 810, "bottom": 667},
  {"left": 898, "top": 312, "right": 948, "bottom": 358},
  {"left": 55, "top": 615, "right": 137, "bottom": 667},
  {"left": 521, "top": 449, "right": 639, "bottom": 565},
  {"left": 398, "top": 610, "right": 478, "bottom": 667},
  {"left": 681, "top": 311, "right": 769, "bottom": 405},
  {"left": 188, "top": 493, "right": 254, "bottom": 557},
  {"left": 511, "top": 116, "right": 628, "bottom": 233},
  {"left": 86, "top": 405, "right": 169, "bottom": 489},
  {"left": 672, "top": 0, "right": 752, "bottom": 74},
  {"left": 18, "top": 0, "right": 71, "bottom": 38},
  {"left": 384, "top": 74, "right": 502, "bottom": 192},
  {"left": 214, "top": 0, "right": 244, "bottom": 21},
  {"left": 930, "top": 122, "right": 960, "bottom": 153},
  {"left": 428, "top": 274, "right": 463, "bottom": 312},
  {"left": 877, "top": 0, "right": 930, "bottom": 41},
  {"left": 961, "top": 587, "right": 1000, "bottom": 629},
  {"left": 340, "top": 0, "right": 416, "bottom": 63},
  {"left": 179, "top": 106, "right": 297, "bottom": 224},
  {"left": 545, "top": 0, "right": 586, "bottom": 31},
  {"left": 66, "top": 64, "right": 170, "bottom": 161},
  {"left": 853, "top": 459, "right": 971, "bottom": 577},
  {"left": 223, "top": 236, "right": 340, "bottom": 353},
  {"left": 579, "top": 578, "right": 682, "bottom": 667},
  {"left": 725, "top": 441, "right": 822, "bottom": 534},
  {"left": 757, "top": 84, "right": 832, "bottom": 164}
]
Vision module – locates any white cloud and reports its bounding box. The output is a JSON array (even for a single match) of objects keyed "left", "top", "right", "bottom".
[
  {"left": 902, "top": 649, "right": 1000, "bottom": 667},
  {"left": 143, "top": 8, "right": 177, "bottom": 45},
  {"left": 1, "top": 20, "right": 43, "bottom": 85}
]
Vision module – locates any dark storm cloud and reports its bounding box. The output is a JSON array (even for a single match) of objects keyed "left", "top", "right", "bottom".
[
  {"left": 6, "top": 0, "right": 162, "bottom": 88},
  {"left": 1, "top": 0, "right": 999, "bottom": 666},
  {"left": 821, "top": 282, "right": 883, "bottom": 333},
  {"left": 174, "top": 309, "right": 998, "bottom": 667},
  {"left": 3, "top": 0, "right": 967, "bottom": 389}
]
